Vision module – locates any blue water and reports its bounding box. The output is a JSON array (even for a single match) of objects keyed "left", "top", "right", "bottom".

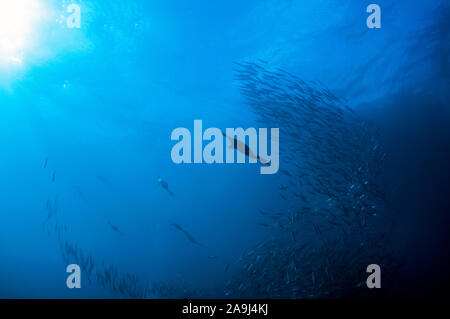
[{"left": 0, "top": 0, "right": 449, "bottom": 298}]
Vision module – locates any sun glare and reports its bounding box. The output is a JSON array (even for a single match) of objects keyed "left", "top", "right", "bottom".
[{"left": 0, "top": 0, "right": 43, "bottom": 65}]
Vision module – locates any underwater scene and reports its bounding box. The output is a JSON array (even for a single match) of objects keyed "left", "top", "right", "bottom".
[{"left": 0, "top": 0, "right": 449, "bottom": 299}]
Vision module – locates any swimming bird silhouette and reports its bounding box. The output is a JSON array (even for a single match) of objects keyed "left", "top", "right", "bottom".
[
  {"left": 221, "top": 131, "right": 268, "bottom": 164},
  {"left": 157, "top": 176, "right": 175, "bottom": 197}
]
